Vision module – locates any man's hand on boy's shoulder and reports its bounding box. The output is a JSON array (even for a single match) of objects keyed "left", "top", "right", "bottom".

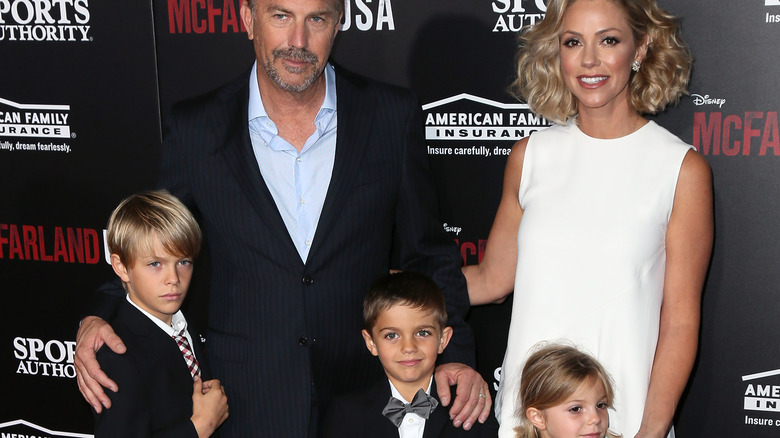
[
  {"left": 75, "top": 315, "right": 126, "bottom": 413},
  {"left": 434, "top": 363, "right": 492, "bottom": 430}
]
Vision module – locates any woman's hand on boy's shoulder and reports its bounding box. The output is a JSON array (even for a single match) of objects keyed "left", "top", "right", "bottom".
[{"left": 434, "top": 363, "right": 492, "bottom": 430}]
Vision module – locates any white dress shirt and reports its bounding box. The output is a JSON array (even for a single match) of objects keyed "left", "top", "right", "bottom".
[
  {"left": 125, "top": 294, "right": 198, "bottom": 362},
  {"left": 388, "top": 377, "right": 435, "bottom": 438}
]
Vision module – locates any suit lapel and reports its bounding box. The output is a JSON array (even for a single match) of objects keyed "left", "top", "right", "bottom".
[
  {"left": 118, "top": 301, "right": 207, "bottom": 381},
  {"left": 307, "top": 68, "right": 376, "bottom": 262},
  {"left": 118, "top": 302, "right": 184, "bottom": 370},
  {"left": 216, "top": 73, "right": 303, "bottom": 267},
  {"left": 424, "top": 384, "right": 449, "bottom": 438}
]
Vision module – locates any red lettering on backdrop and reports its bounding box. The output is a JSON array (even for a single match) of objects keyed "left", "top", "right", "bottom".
[
  {"left": 460, "top": 240, "right": 477, "bottom": 264},
  {"left": 169, "top": 0, "right": 191, "bottom": 33},
  {"left": 168, "top": 0, "right": 243, "bottom": 34},
  {"left": 207, "top": 0, "right": 223, "bottom": 33},
  {"left": 744, "top": 112, "right": 763, "bottom": 156},
  {"left": 54, "top": 227, "right": 67, "bottom": 262},
  {"left": 84, "top": 228, "right": 100, "bottom": 264},
  {"left": 192, "top": 0, "right": 207, "bottom": 33},
  {"left": 722, "top": 114, "right": 742, "bottom": 156},
  {"left": 38, "top": 226, "right": 53, "bottom": 261},
  {"left": 8, "top": 225, "right": 23, "bottom": 259},
  {"left": 693, "top": 112, "right": 720, "bottom": 155},
  {"left": 0, "top": 224, "right": 101, "bottom": 264},
  {"left": 455, "top": 239, "right": 487, "bottom": 265},
  {"left": 222, "top": 0, "right": 239, "bottom": 32},
  {"left": 0, "top": 224, "right": 6, "bottom": 258},
  {"left": 694, "top": 111, "right": 779, "bottom": 156},
  {"left": 760, "top": 112, "right": 780, "bottom": 156},
  {"left": 68, "top": 228, "right": 85, "bottom": 263},
  {"left": 22, "top": 225, "right": 38, "bottom": 260}
]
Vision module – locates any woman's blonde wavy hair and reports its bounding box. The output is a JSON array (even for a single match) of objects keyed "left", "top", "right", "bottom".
[{"left": 509, "top": 0, "right": 692, "bottom": 124}]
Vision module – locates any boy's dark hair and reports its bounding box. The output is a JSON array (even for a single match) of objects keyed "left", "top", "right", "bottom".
[{"left": 363, "top": 272, "right": 448, "bottom": 334}]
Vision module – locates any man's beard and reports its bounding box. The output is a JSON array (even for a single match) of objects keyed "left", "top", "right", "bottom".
[{"left": 263, "top": 47, "right": 322, "bottom": 93}]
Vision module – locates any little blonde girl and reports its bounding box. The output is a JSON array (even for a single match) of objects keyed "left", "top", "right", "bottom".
[{"left": 515, "top": 344, "right": 621, "bottom": 438}]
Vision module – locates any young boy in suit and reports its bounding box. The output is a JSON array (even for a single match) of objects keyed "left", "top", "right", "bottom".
[
  {"left": 325, "top": 272, "right": 495, "bottom": 437},
  {"left": 93, "top": 190, "right": 228, "bottom": 437}
]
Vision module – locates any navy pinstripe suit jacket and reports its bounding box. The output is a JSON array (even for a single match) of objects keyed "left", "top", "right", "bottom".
[{"left": 158, "top": 65, "right": 475, "bottom": 437}]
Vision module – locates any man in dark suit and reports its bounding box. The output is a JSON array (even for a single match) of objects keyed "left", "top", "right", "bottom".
[{"left": 75, "top": 0, "right": 491, "bottom": 436}]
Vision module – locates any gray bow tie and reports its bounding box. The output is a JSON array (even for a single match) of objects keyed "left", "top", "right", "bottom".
[{"left": 382, "top": 388, "right": 439, "bottom": 428}]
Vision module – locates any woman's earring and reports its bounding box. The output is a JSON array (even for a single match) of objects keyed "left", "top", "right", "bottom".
[{"left": 632, "top": 61, "right": 641, "bottom": 72}]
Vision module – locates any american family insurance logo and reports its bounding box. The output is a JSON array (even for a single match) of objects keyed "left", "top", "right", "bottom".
[
  {"left": 0, "top": 0, "right": 91, "bottom": 42},
  {"left": 423, "top": 93, "right": 550, "bottom": 154},
  {"left": 0, "top": 97, "right": 72, "bottom": 138},
  {"left": 0, "top": 97, "right": 74, "bottom": 154},
  {"left": 743, "top": 368, "right": 780, "bottom": 428},
  {"left": 766, "top": 0, "right": 780, "bottom": 23},
  {"left": 0, "top": 419, "right": 92, "bottom": 437},
  {"left": 491, "top": 0, "right": 546, "bottom": 32}
]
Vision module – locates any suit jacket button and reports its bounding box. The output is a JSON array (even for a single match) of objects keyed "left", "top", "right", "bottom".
[
  {"left": 302, "top": 276, "right": 314, "bottom": 286},
  {"left": 298, "top": 337, "right": 308, "bottom": 346}
]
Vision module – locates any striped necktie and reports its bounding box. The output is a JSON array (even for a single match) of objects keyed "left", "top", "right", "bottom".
[{"left": 173, "top": 329, "right": 201, "bottom": 379}]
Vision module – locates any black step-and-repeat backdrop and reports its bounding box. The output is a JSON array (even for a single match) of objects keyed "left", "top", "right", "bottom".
[{"left": 1, "top": 1, "right": 779, "bottom": 436}]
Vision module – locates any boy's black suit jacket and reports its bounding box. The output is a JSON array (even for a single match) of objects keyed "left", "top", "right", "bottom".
[
  {"left": 324, "top": 380, "right": 497, "bottom": 438},
  {"left": 93, "top": 300, "right": 208, "bottom": 438}
]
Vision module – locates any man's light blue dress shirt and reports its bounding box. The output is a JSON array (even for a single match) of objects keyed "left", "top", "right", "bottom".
[{"left": 247, "top": 62, "right": 338, "bottom": 262}]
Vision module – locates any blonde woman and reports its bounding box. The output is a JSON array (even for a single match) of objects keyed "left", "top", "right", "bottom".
[{"left": 463, "top": 1, "right": 713, "bottom": 437}]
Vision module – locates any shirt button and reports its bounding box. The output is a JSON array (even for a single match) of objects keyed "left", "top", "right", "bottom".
[
  {"left": 302, "top": 276, "right": 314, "bottom": 286},
  {"left": 305, "top": 239, "right": 312, "bottom": 246},
  {"left": 296, "top": 157, "right": 302, "bottom": 162},
  {"left": 298, "top": 337, "right": 308, "bottom": 346}
]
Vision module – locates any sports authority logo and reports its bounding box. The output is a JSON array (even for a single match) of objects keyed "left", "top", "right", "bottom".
[
  {"left": 491, "top": 0, "right": 546, "bottom": 32},
  {"left": 693, "top": 110, "right": 779, "bottom": 156},
  {"left": 743, "top": 368, "right": 780, "bottom": 428},
  {"left": 423, "top": 93, "right": 550, "bottom": 150},
  {"left": 0, "top": 0, "right": 91, "bottom": 42},
  {"left": 13, "top": 337, "right": 77, "bottom": 379},
  {"left": 0, "top": 420, "right": 92, "bottom": 438}
]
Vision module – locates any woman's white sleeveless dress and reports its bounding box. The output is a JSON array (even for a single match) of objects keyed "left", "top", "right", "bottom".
[{"left": 495, "top": 121, "right": 692, "bottom": 438}]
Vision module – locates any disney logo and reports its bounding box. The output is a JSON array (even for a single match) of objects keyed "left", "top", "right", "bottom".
[
  {"left": 443, "top": 223, "right": 462, "bottom": 236},
  {"left": 691, "top": 94, "right": 726, "bottom": 108}
]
